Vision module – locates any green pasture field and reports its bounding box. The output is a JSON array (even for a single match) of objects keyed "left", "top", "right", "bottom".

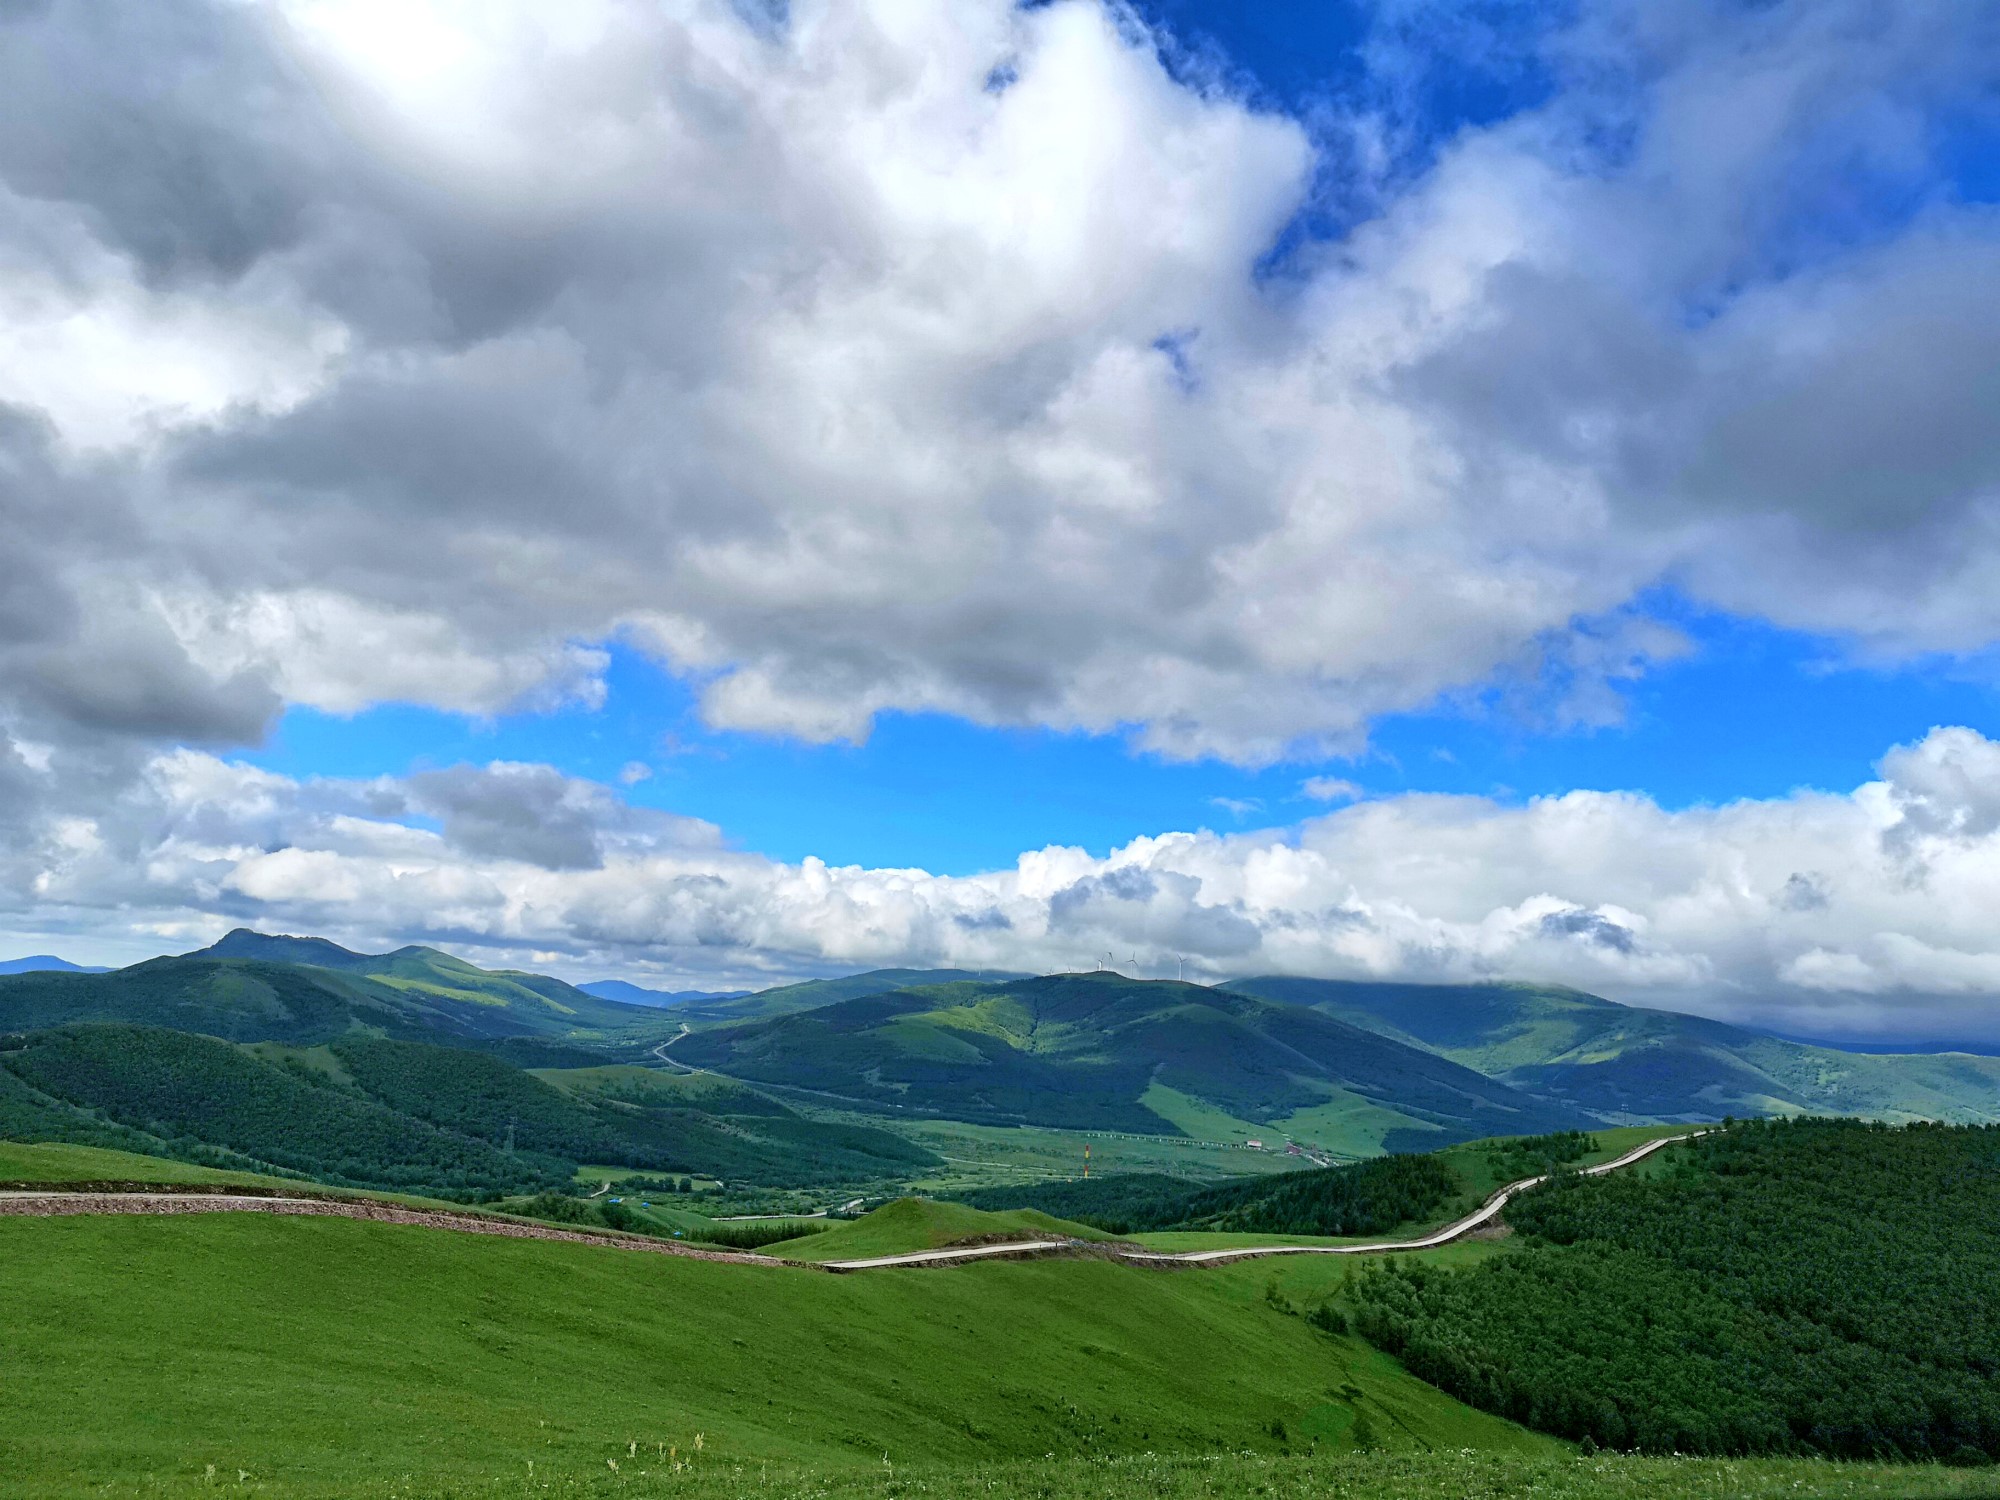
[
  {"left": 870, "top": 1113, "right": 1306, "bottom": 1193},
  {"left": 0, "top": 1209, "right": 1552, "bottom": 1495},
  {"left": 0, "top": 1139, "right": 494, "bottom": 1215},
  {"left": 0, "top": 1138, "right": 292, "bottom": 1188}
]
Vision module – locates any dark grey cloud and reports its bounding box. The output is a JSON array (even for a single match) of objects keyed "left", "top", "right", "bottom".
[
  {"left": 406, "top": 764, "right": 611, "bottom": 871},
  {"left": 1538, "top": 906, "right": 1638, "bottom": 954}
]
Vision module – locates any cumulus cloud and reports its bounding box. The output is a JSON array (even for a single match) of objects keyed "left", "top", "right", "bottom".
[
  {"left": 0, "top": 0, "right": 1991, "bottom": 780},
  {"left": 9, "top": 728, "right": 2000, "bottom": 1044},
  {"left": 3, "top": 1, "right": 2000, "bottom": 1036}
]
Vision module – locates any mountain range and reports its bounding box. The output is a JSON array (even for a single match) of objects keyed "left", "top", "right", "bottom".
[
  {"left": 5, "top": 932, "right": 2000, "bottom": 1192},
  {"left": 0, "top": 929, "right": 660, "bottom": 1046},
  {"left": 671, "top": 971, "right": 1594, "bottom": 1150},
  {"left": 1224, "top": 976, "right": 2000, "bottom": 1126}
]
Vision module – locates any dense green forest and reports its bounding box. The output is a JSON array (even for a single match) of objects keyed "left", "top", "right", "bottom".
[
  {"left": 2, "top": 1024, "right": 574, "bottom": 1193},
  {"left": 1478, "top": 1130, "right": 1598, "bottom": 1184},
  {"left": 958, "top": 1172, "right": 1204, "bottom": 1233},
  {"left": 961, "top": 1151, "right": 1466, "bottom": 1236},
  {"left": 324, "top": 1036, "right": 635, "bottom": 1162},
  {"left": 1352, "top": 1118, "right": 2000, "bottom": 1460}
]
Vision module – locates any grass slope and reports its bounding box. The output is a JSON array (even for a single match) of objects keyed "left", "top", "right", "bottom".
[
  {"left": 193, "top": 928, "right": 660, "bottom": 1034},
  {"left": 1228, "top": 976, "right": 2000, "bottom": 1125},
  {"left": 0, "top": 954, "right": 651, "bottom": 1049},
  {"left": 0, "top": 1138, "right": 297, "bottom": 1188},
  {"left": 678, "top": 973, "right": 1591, "bottom": 1146},
  {"left": 0, "top": 1210, "right": 1550, "bottom": 1494},
  {"left": 676, "top": 968, "right": 1029, "bottom": 1024}
]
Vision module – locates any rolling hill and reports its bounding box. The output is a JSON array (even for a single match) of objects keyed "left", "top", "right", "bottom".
[
  {"left": 1224, "top": 976, "right": 2000, "bottom": 1125},
  {"left": 0, "top": 932, "right": 665, "bottom": 1047},
  {"left": 673, "top": 972, "right": 1594, "bottom": 1150},
  {"left": 674, "top": 967, "right": 1030, "bottom": 1024}
]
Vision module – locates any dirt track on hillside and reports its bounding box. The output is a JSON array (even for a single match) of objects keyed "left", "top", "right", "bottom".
[{"left": 0, "top": 1131, "right": 1702, "bottom": 1273}]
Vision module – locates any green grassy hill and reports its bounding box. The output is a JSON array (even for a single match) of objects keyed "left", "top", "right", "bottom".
[
  {"left": 1226, "top": 976, "right": 2000, "bottom": 1125},
  {"left": 189, "top": 928, "right": 662, "bottom": 1034},
  {"left": 676, "top": 967, "right": 1029, "bottom": 1024},
  {"left": 0, "top": 950, "right": 658, "bottom": 1049},
  {"left": 677, "top": 972, "right": 1593, "bottom": 1148},
  {"left": 0, "top": 1206, "right": 1550, "bottom": 1495}
]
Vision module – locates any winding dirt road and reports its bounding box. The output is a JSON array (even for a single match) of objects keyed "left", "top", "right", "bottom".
[
  {"left": 816, "top": 1130, "right": 1704, "bottom": 1271},
  {"left": 0, "top": 1131, "right": 1701, "bottom": 1273}
]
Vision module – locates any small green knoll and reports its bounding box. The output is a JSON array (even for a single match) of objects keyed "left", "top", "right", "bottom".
[
  {"left": 0, "top": 1138, "right": 292, "bottom": 1189},
  {"left": 0, "top": 1210, "right": 1549, "bottom": 1494},
  {"left": 765, "top": 1196, "right": 1112, "bottom": 1261}
]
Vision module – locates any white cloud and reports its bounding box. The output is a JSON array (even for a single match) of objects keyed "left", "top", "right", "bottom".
[
  {"left": 1301, "top": 777, "right": 1362, "bottom": 803},
  {"left": 13, "top": 727, "right": 2000, "bottom": 1044},
  {"left": 0, "top": 0, "right": 1990, "bottom": 769}
]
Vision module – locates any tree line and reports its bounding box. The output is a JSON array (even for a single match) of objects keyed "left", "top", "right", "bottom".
[{"left": 1352, "top": 1118, "right": 2000, "bottom": 1462}]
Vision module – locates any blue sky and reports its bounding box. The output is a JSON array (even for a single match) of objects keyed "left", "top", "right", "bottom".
[{"left": 248, "top": 603, "right": 2000, "bottom": 875}]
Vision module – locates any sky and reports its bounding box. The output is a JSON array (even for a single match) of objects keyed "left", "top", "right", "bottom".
[{"left": 3, "top": 0, "right": 2000, "bottom": 1043}]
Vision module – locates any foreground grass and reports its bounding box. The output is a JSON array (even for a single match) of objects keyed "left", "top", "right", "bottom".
[
  {"left": 39, "top": 1451, "right": 2000, "bottom": 1499},
  {"left": 0, "top": 1210, "right": 1547, "bottom": 1494}
]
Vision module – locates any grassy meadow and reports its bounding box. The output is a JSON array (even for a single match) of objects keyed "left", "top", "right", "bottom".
[{"left": 0, "top": 1209, "right": 1554, "bottom": 1494}]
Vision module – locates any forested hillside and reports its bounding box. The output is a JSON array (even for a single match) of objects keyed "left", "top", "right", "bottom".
[
  {"left": 0, "top": 1023, "right": 940, "bottom": 1194},
  {"left": 677, "top": 972, "right": 1591, "bottom": 1145},
  {"left": 1228, "top": 976, "right": 2000, "bottom": 1126},
  {"left": 2, "top": 1024, "right": 573, "bottom": 1193},
  {"left": 1352, "top": 1118, "right": 2000, "bottom": 1460}
]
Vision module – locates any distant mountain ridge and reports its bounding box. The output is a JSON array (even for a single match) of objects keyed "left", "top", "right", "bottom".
[
  {"left": 7, "top": 926, "right": 1998, "bottom": 1150},
  {"left": 0, "top": 930, "right": 663, "bottom": 1046},
  {"left": 1223, "top": 976, "right": 2000, "bottom": 1126},
  {"left": 578, "top": 980, "right": 750, "bottom": 1008},
  {"left": 0, "top": 956, "right": 112, "bottom": 975},
  {"left": 673, "top": 970, "right": 1593, "bottom": 1150}
]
